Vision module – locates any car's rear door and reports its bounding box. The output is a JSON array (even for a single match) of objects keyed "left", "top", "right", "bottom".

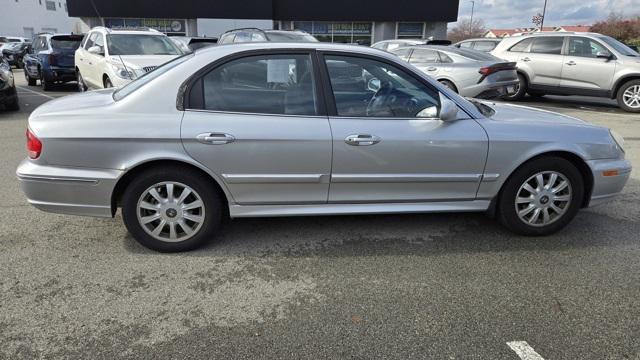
[
  {"left": 181, "top": 50, "right": 333, "bottom": 205},
  {"left": 319, "top": 53, "right": 488, "bottom": 203},
  {"left": 519, "top": 36, "right": 565, "bottom": 86}
]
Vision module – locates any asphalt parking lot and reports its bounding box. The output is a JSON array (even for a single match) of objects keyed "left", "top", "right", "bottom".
[{"left": 1, "top": 69, "right": 639, "bottom": 359}]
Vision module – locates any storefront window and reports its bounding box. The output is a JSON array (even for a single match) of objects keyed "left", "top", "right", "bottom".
[
  {"left": 292, "top": 21, "right": 372, "bottom": 45},
  {"left": 397, "top": 22, "right": 424, "bottom": 39}
]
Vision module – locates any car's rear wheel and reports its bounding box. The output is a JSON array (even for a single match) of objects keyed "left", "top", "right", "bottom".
[
  {"left": 497, "top": 156, "right": 584, "bottom": 236},
  {"left": 121, "top": 167, "right": 222, "bottom": 252},
  {"left": 438, "top": 79, "right": 458, "bottom": 93},
  {"left": 502, "top": 73, "right": 527, "bottom": 101},
  {"left": 77, "top": 70, "right": 87, "bottom": 92},
  {"left": 40, "top": 71, "right": 52, "bottom": 91},
  {"left": 25, "top": 70, "right": 36, "bottom": 86},
  {"left": 617, "top": 79, "right": 640, "bottom": 113}
]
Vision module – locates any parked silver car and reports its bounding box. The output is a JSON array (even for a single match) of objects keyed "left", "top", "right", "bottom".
[
  {"left": 17, "top": 43, "right": 631, "bottom": 252},
  {"left": 390, "top": 45, "right": 519, "bottom": 98},
  {"left": 491, "top": 32, "right": 640, "bottom": 112}
]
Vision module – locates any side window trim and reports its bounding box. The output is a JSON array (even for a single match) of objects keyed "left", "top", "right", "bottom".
[
  {"left": 182, "top": 49, "right": 327, "bottom": 117},
  {"left": 317, "top": 50, "right": 445, "bottom": 119}
]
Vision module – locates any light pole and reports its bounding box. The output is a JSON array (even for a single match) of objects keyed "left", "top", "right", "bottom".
[
  {"left": 468, "top": 0, "right": 476, "bottom": 35},
  {"left": 540, "top": 0, "right": 548, "bottom": 30}
]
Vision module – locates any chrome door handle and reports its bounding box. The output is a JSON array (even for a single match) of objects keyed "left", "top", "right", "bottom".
[
  {"left": 522, "top": 57, "right": 531, "bottom": 62},
  {"left": 426, "top": 66, "right": 438, "bottom": 71},
  {"left": 196, "top": 132, "right": 236, "bottom": 145},
  {"left": 345, "top": 134, "right": 381, "bottom": 146},
  {"left": 566, "top": 61, "right": 577, "bottom": 66}
]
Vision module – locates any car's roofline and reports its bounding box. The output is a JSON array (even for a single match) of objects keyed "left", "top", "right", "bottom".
[{"left": 197, "top": 41, "right": 392, "bottom": 57}]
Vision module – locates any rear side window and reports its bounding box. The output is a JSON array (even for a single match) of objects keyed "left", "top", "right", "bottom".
[
  {"left": 530, "top": 37, "right": 564, "bottom": 55},
  {"left": 410, "top": 49, "right": 440, "bottom": 63},
  {"left": 199, "top": 54, "right": 318, "bottom": 116},
  {"left": 509, "top": 38, "right": 533, "bottom": 52},
  {"left": 459, "top": 41, "right": 473, "bottom": 48},
  {"left": 392, "top": 47, "right": 411, "bottom": 60},
  {"left": 474, "top": 41, "right": 497, "bottom": 52}
]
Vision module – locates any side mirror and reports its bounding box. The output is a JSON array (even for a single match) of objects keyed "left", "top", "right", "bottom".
[
  {"left": 88, "top": 45, "right": 103, "bottom": 55},
  {"left": 596, "top": 51, "right": 612, "bottom": 60},
  {"left": 438, "top": 96, "right": 460, "bottom": 121},
  {"left": 367, "top": 78, "right": 381, "bottom": 92}
]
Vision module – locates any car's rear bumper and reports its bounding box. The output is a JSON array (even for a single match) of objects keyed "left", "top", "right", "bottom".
[
  {"left": 464, "top": 79, "right": 519, "bottom": 99},
  {"left": 16, "top": 159, "right": 123, "bottom": 217},
  {"left": 42, "top": 66, "right": 76, "bottom": 82},
  {"left": 587, "top": 158, "right": 632, "bottom": 207}
]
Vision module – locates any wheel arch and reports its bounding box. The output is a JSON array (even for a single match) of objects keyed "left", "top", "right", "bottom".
[
  {"left": 489, "top": 150, "right": 594, "bottom": 216},
  {"left": 611, "top": 75, "right": 640, "bottom": 99},
  {"left": 110, "top": 159, "right": 232, "bottom": 217}
]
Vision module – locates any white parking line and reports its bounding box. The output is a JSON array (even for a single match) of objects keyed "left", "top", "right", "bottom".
[
  {"left": 507, "top": 341, "right": 545, "bottom": 360},
  {"left": 16, "top": 86, "right": 55, "bottom": 100}
]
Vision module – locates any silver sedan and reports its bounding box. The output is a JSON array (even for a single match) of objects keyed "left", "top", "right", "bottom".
[
  {"left": 390, "top": 45, "right": 519, "bottom": 99},
  {"left": 17, "top": 43, "right": 631, "bottom": 252}
]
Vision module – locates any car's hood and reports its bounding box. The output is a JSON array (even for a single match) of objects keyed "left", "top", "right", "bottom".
[
  {"left": 115, "top": 55, "right": 179, "bottom": 70},
  {"left": 30, "top": 89, "right": 116, "bottom": 121},
  {"left": 483, "top": 101, "right": 593, "bottom": 127}
]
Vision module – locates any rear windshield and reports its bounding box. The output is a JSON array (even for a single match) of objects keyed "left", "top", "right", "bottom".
[
  {"left": 266, "top": 32, "right": 318, "bottom": 42},
  {"left": 51, "top": 36, "right": 82, "bottom": 50},
  {"left": 107, "top": 34, "right": 182, "bottom": 55},
  {"left": 440, "top": 47, "right": 501, "bottom": 61}
]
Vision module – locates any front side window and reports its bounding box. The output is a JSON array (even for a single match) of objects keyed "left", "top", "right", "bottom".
[
  {"left": 200, "top": 54, "right": 317, "bottom": 116},
  {"left": 84, "top": 33, "right": 97, "bottom": 49},
  {"left": 324, "top": 55, "right": 440, "bottom": 118},
  {"left": 530, "top": 37, "right": 564, "bottom": 55},
  {"left": 106, "top": 34, "right": 181, "bottom": 56},
  {"left": 567, "top": 37, "right": 609, "bottom": 58}
]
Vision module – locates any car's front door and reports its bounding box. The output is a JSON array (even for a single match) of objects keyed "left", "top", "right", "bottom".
[
  {"left": 181, "top": 52, "right": 333, "bottom": 205},
  {"left": 560, "top": 36, "right": 616, "bottom": 94},
  {"left": 320, "top": 54, "right": 489, "bottom": 203},
  {"left": 78, "top": 33, "right": 99, "bottom": 88},
  {"left": 519, "top": 36, "right": 565, "bottom": 86}
]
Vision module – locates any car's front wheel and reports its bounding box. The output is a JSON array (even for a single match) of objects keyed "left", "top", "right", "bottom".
[
  {"left": 25, "top": 70, "right": 36, "bottom": 86},
  {"left": 121, "top": 167, "right": 222, "bottom": 252},
  {"left": 497, "top": 156, "right": 584, "bottom": 236},
  {"left": 77, "top": 70, "right": 88, "bottom": 92},
  {"left": 617, "top": 79, "right": 640, "bottom": 113},
  {"left": 103, "top": 76, "right": 113, "bottom": 88}
]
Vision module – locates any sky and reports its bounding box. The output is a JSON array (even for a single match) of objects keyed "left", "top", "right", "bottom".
[{"left": 452, "top": 0, "right": 640, "bottom": 29}]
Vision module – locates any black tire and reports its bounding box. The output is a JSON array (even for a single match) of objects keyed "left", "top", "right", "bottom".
[
  {"left": 103, "top": 77, "right": 113, "bottom": 88},
  {"left": 41, "top": 73, "right": 53, "bottom": 91},
  {"left": 121, "top": 166, "right": 222, "bottom": 252},
  {"left": 25, "top": 71, "right": 36, "bottom": 86},
  {"left": 616, "top": 79, "right": 640, "bottom": 113},
  {"left": 438, "top": 79, "right": 458, "bottom": 93},
  {"left": 497, "top": 156, "right": 584, "bottom": 236},
  {"left": 77, "top": 70, "right": 87, "bottom": 92},
  {"left": 5, "top": 92, "right": 19, "bottom": 111},
  {"left": 502, "top": 73, "right": 527, "bottom": 101}
]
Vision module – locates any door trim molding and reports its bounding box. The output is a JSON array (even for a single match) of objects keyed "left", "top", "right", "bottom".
[
  {"left": 330, "top": 173, "right": 482, "bottom": 183},
  {"left": 222, "top": 174, "right": 327, "bottom": 184},
  {"left": 230, "top": 200, "right": 491, "bottom": 218}
]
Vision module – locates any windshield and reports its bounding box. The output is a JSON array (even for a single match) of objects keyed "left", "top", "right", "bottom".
[
  {"left": 266, "top": 32, "right": 318, "bottom": 42},
  {"left": 107, "top": 34, "right": 182, "bottom": 56},
  {"left": 51, "top": 37, "right": 82, "bottom": 50},
  {"left": 113, "top": 52, "right": 193, "bottom": 101},
  {"left": 598, "top": 36, "right": 638, "bottom": 56}
]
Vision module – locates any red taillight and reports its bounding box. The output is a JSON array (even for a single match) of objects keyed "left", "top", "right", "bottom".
[
  {"left": 48, "top": 54, "right": 58, "bottom": 66},
  {"left": 478, "top": 62, "right": 517, "bottom": 82},
  {"left": 478, "top": 66, "right": 494, "bottom": 76},
  {"left": 26, "top": 129, "right": 42, "bottom": 159}
]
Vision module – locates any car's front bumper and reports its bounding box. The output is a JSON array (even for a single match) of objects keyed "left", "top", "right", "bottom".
[
  {"left": 587, "top": 158, "right": 632, "bottom": 207},
  {"left": 16, "top": 159, "right": 123, "bottom": 218},
  {"left": 0, "top": 84, "right": 17, "bottom": 105}
]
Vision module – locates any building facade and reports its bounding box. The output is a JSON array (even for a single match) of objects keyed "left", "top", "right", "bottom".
[
  {"left": 67, "top": 0, "right": 458, "bottom": 42},
  {"left": 0, "top": 0, "right": 80, "bottom": 39}
]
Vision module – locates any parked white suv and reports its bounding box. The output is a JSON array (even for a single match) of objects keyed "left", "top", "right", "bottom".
[{"left": 75, "top": 27, "right": 183, "bottom": 90}]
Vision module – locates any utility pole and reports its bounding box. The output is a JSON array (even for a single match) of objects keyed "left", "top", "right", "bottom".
[
  {"left": 540, "top": 0, "right": 548, "bottom": 30},
  {"left": 468, "top": 0, "right": 475, "bottom": 35}
]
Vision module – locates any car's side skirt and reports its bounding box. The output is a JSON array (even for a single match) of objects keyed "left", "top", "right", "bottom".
[{"left": 229, "top": 200, "right": 491, "bottom": 218}]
